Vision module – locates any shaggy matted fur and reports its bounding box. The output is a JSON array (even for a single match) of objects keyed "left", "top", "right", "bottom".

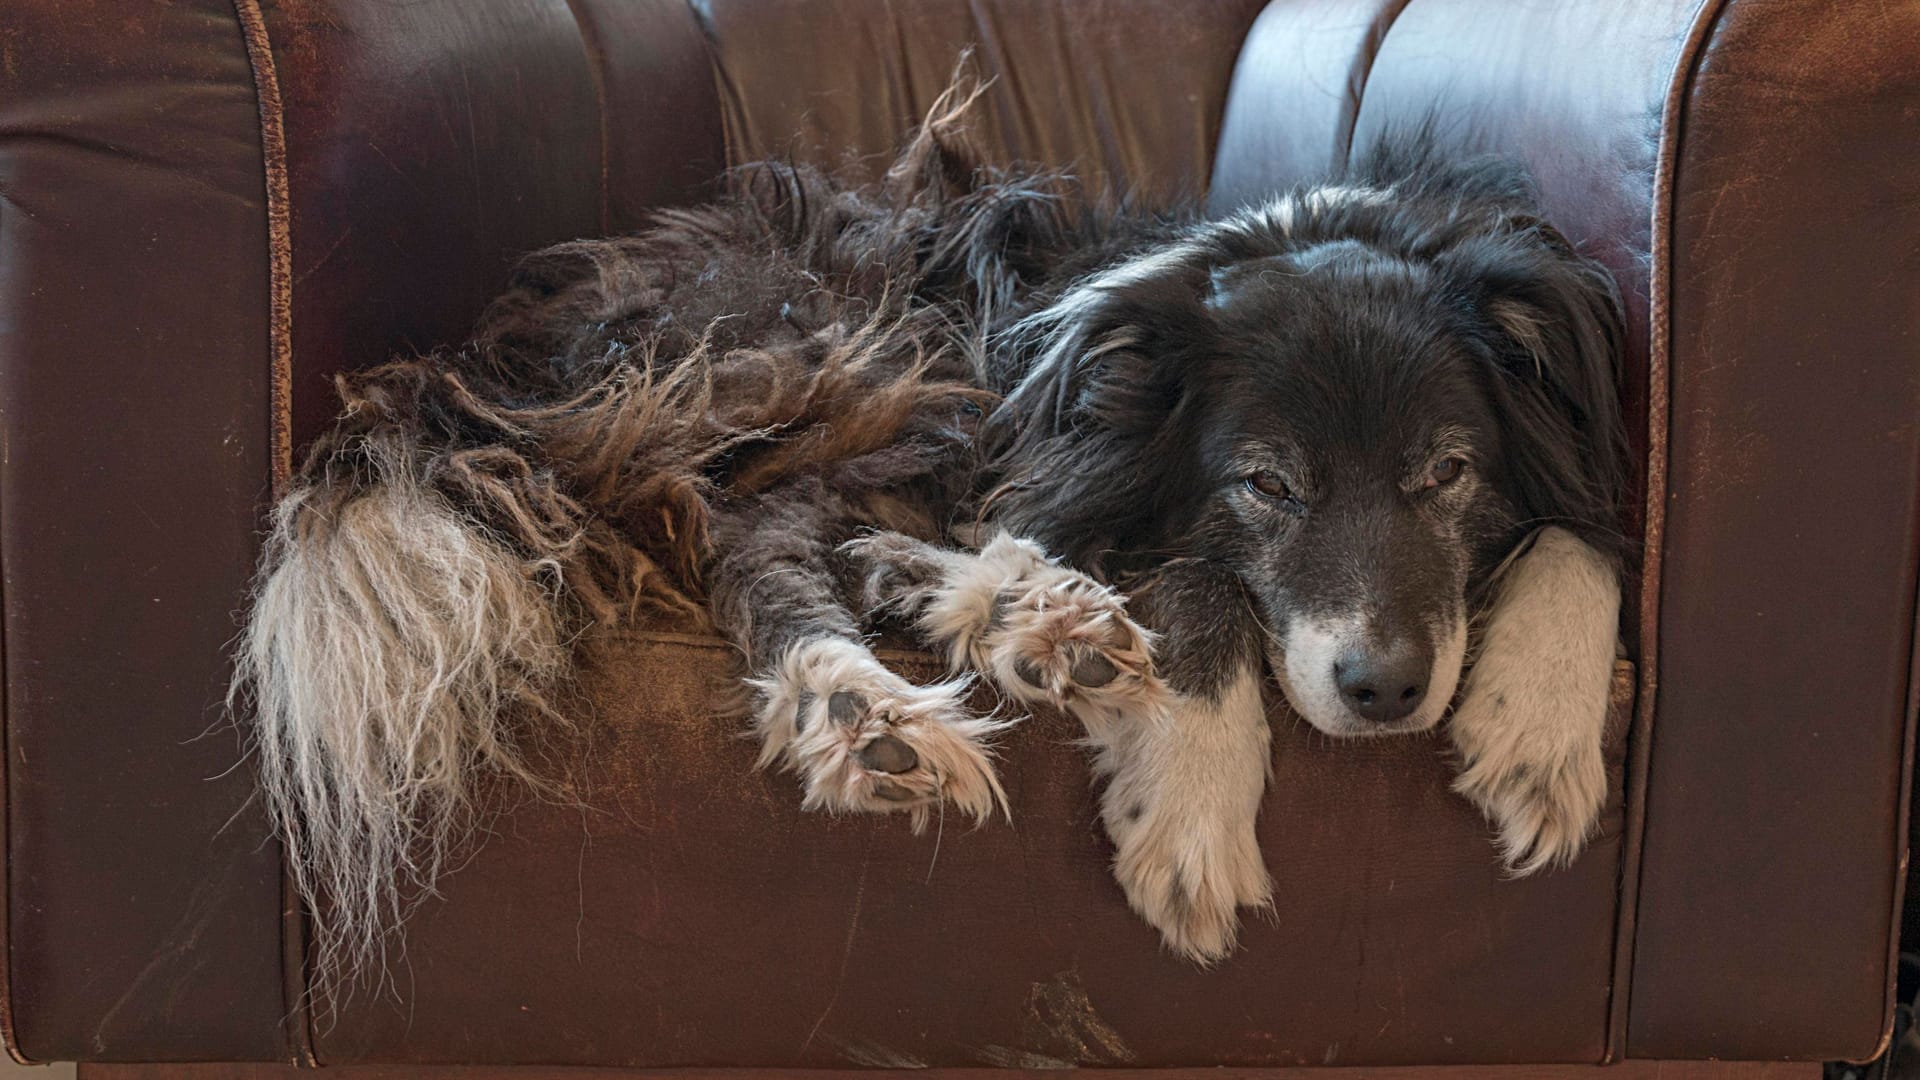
[
  {"left": 236, "top": 82, "right": 1631, "bottom": 985},
  {"left": 235, "top": 84, "right": 1153, "bottom": 986}
]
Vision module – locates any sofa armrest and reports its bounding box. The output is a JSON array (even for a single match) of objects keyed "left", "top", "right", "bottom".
[
  {"left": 1352, "top": 0, "right": 1920, "bottom": 1059},
  {"left": 0, "top": 0, "right": 723, "bottom": 1062},
  {"left": 1214, "top": 0, "right": 1920, "bottom": 1061}
]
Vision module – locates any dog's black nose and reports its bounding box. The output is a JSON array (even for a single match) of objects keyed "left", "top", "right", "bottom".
[{"left": 1334, "top": 641, "right": 1431, "bottom": 725}]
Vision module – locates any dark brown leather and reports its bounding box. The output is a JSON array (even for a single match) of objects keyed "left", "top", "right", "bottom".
[
  {"left": 77, "top": 1058, "right": 1827, "bottom": 1080},
  {"left": 692, "top": 0, "right": 1268, "bottom": 206},
  {"left": 0, "top": 0, "right": 725, "bottom": 1064},
  {"left": 266, "top": 0, "right": 726, "bottom": 453},
  {"left": 1629, "top": 0, "right": 1920, "bottom": 1059},
  {"left": 4, "top": 0, "right": 1916, "bottom": 1067},
  {"left": 315, "top": 634, "right": 1635, "bottom": 1068},
  {"left": 0, "top": 1, "right": 290, "bottom": 1063}
]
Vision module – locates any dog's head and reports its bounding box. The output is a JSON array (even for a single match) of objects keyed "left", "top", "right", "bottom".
[{"left": 988, "top": 155, "right": 1627, "bottom": 737}]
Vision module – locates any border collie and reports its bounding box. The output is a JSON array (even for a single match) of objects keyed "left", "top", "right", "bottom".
[{"left": 235, "top": 86, "right": 1628, "bottom": 981}]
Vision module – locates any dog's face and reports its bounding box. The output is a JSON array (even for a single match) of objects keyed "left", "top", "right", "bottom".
[
  {"left": 988, "top": 173, "right": 1626, "bottom": 738},
  {"left": 1193, "top": 246, "right": 1520, "bottom": 736}
]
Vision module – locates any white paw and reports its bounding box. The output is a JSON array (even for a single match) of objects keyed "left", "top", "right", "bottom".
[
  {"left": 1103, "top": 781, "right": 1272, "bottom": 965},
  {"left": 843, "top": 531, "right": 1165, "bottom": 731},
  {"left": 986, "top": 567, "right": 1161, "bottom": 717},
  {"left": 1451, "top": 688, "right": 1607, "bottom": 875},
  {"left": 1450, "top": 527, "right": 1618, "bottom": 875},
  {"left": 944, "top": 534, "right": 1165, "bottom": 719},
  {"left": 1098, "top": 667, "right": 1272, "bottom": 964},
  {"left": 750, "top": 638, "right": 1012, "bottom": 830}
]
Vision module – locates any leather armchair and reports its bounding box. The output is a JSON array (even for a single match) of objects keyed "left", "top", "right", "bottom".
[{"left": 2, "top": 0, "right": 1915, "bottom": 1073}]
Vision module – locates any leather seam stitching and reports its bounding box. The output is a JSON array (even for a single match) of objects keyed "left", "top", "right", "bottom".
[
  {"left": 682, "top": 0, "right": 743, "bottom": 170},
  {"left": 232, "top": 0, "right": 312, "bottom": 1065},
  {"left": 1612, "top": 0, "right": 1735, "bottom": 1060}
]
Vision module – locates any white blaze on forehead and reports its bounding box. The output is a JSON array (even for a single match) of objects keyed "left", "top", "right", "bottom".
[
  {"left": 1217, "top": 183, "right": 1394, "bottom": 244},
  {"left": 1302, "top": 184, "right": 1393, "bottom": 212}
]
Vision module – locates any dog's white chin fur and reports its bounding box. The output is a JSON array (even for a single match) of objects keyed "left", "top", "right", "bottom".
[{"left": 1270, "top": 612, "right": 1467, "bottom": 738}]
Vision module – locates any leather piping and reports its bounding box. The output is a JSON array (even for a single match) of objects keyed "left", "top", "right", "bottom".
[
  {"left": 1867, "top": 473, "right": 1920, "bottom": 1063},
  {"left": 0, "top": 337, "right": 22, "bottom": 1065},
  {"left": 232, "top": 0, "right": 315, "bottom": 1065},
  {"left": 1609, "top": 0, "right": 1733, "bottom": 1060}
]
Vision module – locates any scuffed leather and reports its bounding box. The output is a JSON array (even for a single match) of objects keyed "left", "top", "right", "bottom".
[
  {"left": 0, "top": 0, "right": 290, "bottom": 1063},
  {"left": 315, "top": 635, "right": 1635, "bottom": 1068},
  {"left": 2, "top": 0, "right": 1915, "bottom": 1066}
]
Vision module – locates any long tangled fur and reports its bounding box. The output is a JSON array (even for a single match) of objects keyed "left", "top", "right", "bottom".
[
  {"left": 237, "top": 78, "right": 1632, "bottom": 980},
  {"left": 233, "top": 83, "right": 1140, "bottom": 986}
]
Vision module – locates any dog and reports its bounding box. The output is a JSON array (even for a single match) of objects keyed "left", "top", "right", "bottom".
[{"left": 233, "top": 86, "right": 1629, "bottom": 983}]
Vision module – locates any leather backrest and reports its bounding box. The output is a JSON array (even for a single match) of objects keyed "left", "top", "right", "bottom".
[
  {"left": 270, "top": 0, "right": 726, "bottom": 453},
  {"left": 691, "top": 0, "right": 1268, "bottom": 207}
]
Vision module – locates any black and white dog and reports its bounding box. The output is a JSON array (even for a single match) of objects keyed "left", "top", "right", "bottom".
[{"left": 237, "top": 91, "right": 1628, "bottom": 980}]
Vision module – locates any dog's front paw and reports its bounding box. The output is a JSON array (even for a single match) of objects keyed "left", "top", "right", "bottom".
[
  {"left": 1104, "top": 787, "right": 1272, "bottom": 964},
  {"left": 751, "top": 638, "right": 1012, "bottom": 830},
  {"left": 1450, "top": 691, "right": 1606, "bottom": 875},
  {"left": 1449, "top": 526, "right": 1619, "bottom": 875},
  {"left": 839, "top": 531, "right": 951, "bottom": 621},
  {"left": 1097, "top": 667, "right": 1273, "bottom": 964},
  {"left": 983, "top": 556, "right": 1163, "bottom": 723}
]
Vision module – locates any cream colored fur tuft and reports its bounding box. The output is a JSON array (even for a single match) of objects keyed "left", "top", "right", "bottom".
[{"left": 232, "top": 438, "right": 575, "bottom": 989}]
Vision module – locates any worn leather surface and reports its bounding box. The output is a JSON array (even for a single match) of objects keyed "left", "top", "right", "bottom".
[
  {"left": 2, "top": 0, "right": 1915, "bottom": 1067},
  {"left": 0, "top": 0, "right": 724, "bottom": 1064},
  {"left": 1629, "top": 0, "right": 1920, "bottom": 1059},
  {"left": 0, "top": 0, "right": 291, "bottom": 1063},
  {"left": 1209, "top": 0, "right": 1409, "bottom": 209},
  {"left": 316, "top": 634, "right": 1634, "bottom": 1068}
]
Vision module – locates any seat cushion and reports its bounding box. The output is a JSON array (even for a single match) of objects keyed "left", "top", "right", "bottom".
[{"left": 314, "top": 630, "right": 1634, "bottom": 1068}]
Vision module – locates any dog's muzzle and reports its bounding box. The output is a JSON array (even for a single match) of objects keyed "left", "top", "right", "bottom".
[
  {"left": 1332, "top": 637, "right": 1433, "bottom": 726},
  {"left": 1274, "top": 611, "right": 1467, "bottom": 737}
]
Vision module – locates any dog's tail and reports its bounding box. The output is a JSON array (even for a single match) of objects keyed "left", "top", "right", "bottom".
[
  {"left": 232, "top": 347, "right": 717, "bottom": 991},
  {"left": 233, "top": 426, "right": 578, "bottom": 991}
]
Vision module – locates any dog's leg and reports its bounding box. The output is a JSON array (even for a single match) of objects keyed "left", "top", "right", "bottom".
[
  {"left": 1096, "top": 561, "right": 1273, "bottom": 964},
  {"left": 708, "top": 499, "right": 1011, "bottom": 831},
  {"left": 1450, "top": 526, "right": 1620, "bottom": 873},
  {"left": 840, "top": 530, "right": 1164, "bottom": 725},
  {"left": 845, "top": 533, "right": 1269, "bottom": 960}
]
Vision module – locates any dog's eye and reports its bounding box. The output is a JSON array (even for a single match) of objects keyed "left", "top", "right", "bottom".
[
  {"left": 1426, "top": 457, "right": 1466, "bottom": 488},
  {"left": 1245, "top": 470, "right": 1294, "bottom": 501}
]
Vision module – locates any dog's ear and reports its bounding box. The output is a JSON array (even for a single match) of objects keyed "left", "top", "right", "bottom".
[
  {"left": 982, "top": 255, "right": 1217, "bottom": 568},
  {"left": 1440, "top": 224, "right": 1631, "bottom": 556}
]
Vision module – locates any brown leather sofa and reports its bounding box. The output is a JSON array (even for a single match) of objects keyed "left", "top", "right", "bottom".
[{"left": 3, "top": 1, "right": 1917, "bottom": 1076}]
